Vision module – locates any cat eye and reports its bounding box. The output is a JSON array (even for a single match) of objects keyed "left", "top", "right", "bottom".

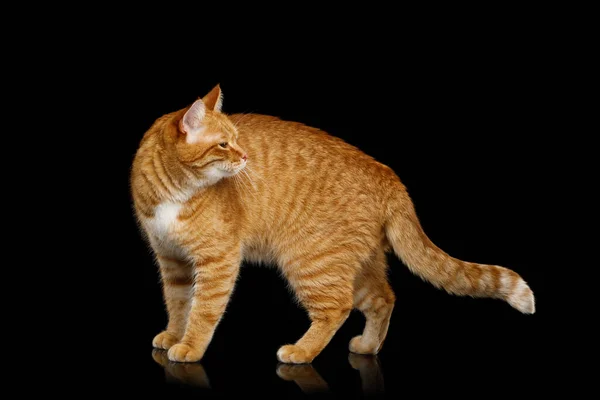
[{"left": 219, "top": 142, "right": 229, "bottom": 149}]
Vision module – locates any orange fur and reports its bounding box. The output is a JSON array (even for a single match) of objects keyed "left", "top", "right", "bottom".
[{"left": 131, "top": 84, "right": 535, "bottom": 364}]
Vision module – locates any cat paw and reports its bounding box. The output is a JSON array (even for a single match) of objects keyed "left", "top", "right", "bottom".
[
  {"left": 277, "top": 344, "right": 313, "bottom": 364},
  {"left": 349, "top": 335, "right": 379, "bottom": 355},
  {"left": 168, "top": 343, "right": 203, "bottom": 363},
  {"left": 152, "top": 331, "right": 180, "bottom": 350}
]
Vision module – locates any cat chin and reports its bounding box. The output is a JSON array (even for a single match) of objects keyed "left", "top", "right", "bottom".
[
  {"left": 219, "top": 165, "right": 246, "bottom": 177},
  {"left": 201, "top": 166, "right": 245, "bottom": 184}
]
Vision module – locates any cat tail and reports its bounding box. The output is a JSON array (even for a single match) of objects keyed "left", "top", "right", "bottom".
[{"left": 384, "top": 186, "right": 535, "bottom": 314}]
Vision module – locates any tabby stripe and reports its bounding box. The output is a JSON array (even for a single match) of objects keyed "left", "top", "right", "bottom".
[
  {"left": 291, "top": 265, "right": 331, "bottom": 281},
  {"left": 158, "top": 255, "right": 185, "bottom": 265},
  {"left": 198, "top": 312, "right": 220, "bottom": 325},
  {"left": 164, "top": 276, "right": 193, "bottom": 286},
  {"left": 148, "top": 157, "right": 171, "bottom": 196},
  {"left": 208, "top": 262, "right": 238, "bottom": 274},
  {"left": 152, "top": 152, "right": 176, "bottom": 196},
  {"left": 294, "top": 274, "right": 352, "bottom": 288},
  {"left": 203, "top": 270, "right": 236, "bottom": 281},
  {"left": 300, "top": 298, "right": 348, "bottom": 310},
  {"left": 467, "top": 263, "right": 482, "bottom": 292},
  {"left": 136, "top": 199, "right": 154, "bottom": 218},
  {"left": 198, "top": 255, "right": 226, "bottom": 266},
  {"left": 190, "top": 147, "right": 213, "bottom": 164},
  {"left": 196, "top": 277, "right": 235, "bottom": 292},
  {"left": 140, "top": 170, "right": 162, "bottom": 201},
  {"left": 434, "top": 256, "right": 455, "bottom": 287},
  {"left": 508, "top": 271, "right": 520, "bottom": 292},
  {"left": 296, "top": 287, "right": 352, "bottom": 302},
  {"left": 186, "top": 200, "right": 216, "bottom": 224},
  {"left": 197, "top": 266, "right": 234, "bottom": 280},
  {"left": 197, "top": 298, "right": 229, "bottom": 311},
  {"left": 294, "top": 278, "right": 350, "bottom": 294},
  {"left": 478, "top": 268, "right": 493, "bottom": 292},
  {"left": 159, "top": 151, "right": 184, "bottom": 192},
  {"left": 185, "top": 235, "right": 221, "bottom": 251},
  {"left": 281, "top": 172, "right": 321, "bottom": 233},
  {"left": 198, "top": 289, "right": 231, "bottom": 302},
  {"left": 160, "top": 267, "right": 190, "bottom": 277},
  {"left": 289, "top": 249, "right": 352, "bottom": 271},
  {"left": 180, "top": 237, "right": 207, "bottom": 250},
  {"left": 490, "top": 267, "right": 501, "bottom": 294},
  {"left": 444, "top": 260, "right": 462, "bottom": 287},
  {"left": 156, "top": 150, "right": 178, "bottom": 190},
  {"left": 163, "top": 285, "right": 192, "bottom": 298},
  {"left": 281, "top": 175, "right": 307, "bottom": 223}
]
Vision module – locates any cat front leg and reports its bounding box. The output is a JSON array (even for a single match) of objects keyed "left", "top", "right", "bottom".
[
  {"left": 153, "top": 255, "right": 194, "bottom": 349},
  {"left": 168, "top": 249, "right": 241, "bottom": 362}
]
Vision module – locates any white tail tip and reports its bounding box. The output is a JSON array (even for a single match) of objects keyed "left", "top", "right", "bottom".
[{"left": 507, "top": 279, "right": 535, "bottom": 314}]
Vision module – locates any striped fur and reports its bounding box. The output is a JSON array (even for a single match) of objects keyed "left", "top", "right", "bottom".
[{"left": 130, "top": 84, "right": 535, "bottom": 364}]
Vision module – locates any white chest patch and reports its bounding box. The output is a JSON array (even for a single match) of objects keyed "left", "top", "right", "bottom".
[
  {"left": 143, "top": 202, "right": 187, "bottom": 258},
  {"left": 145, "top": 202, "right": 182, "bottom": 242}
]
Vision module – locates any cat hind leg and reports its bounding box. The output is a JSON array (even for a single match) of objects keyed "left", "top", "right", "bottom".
[
  {"left": 278, "top": 256, "right": 357, "bottom": 364},
  {"left": 350, "top": 251, "right": 395, "bottom": 355}
]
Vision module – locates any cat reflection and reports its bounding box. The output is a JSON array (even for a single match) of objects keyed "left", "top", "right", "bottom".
[
  {"left": 277, "top": 354, "right": 384, "bottom": 395},
  {"left": 276, "top": 363, "right": 330, "bottom": 393},
  {"left": 152, "top": 350, "right": 383, "bottom": 395},
  {"left": 347, "top": 354, "right": 385, "bottom": 396},
  {"left": 152, "top": 349, "right": 211, "bottom": 388}
]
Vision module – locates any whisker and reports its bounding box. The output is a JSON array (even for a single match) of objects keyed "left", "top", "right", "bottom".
[
  {"left": 240, "top": 171, "right": 261, "bottom": 202},
  {"left": 240, "top": 169, "right": 258, "bottom": 191},
  {"left": 244, "top": 164, "right": 266, "bottom": 183},
  {"left": 240, "top": 171, "right": 257, "bottom": 195},
  {"left": 233, "top": 175, "right": 249, "bottom": 198},
  {"left": 234, "top": 171, "right": 258, "bottom": 202}
]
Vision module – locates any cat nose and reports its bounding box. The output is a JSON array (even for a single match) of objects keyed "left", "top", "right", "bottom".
[{"left": 242, "top": 154, "right": 247, "bottom": 161}]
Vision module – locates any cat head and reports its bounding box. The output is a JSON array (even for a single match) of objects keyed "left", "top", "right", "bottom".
[{"left": 169, "top": 84, "right": 248, "bottom": 185}]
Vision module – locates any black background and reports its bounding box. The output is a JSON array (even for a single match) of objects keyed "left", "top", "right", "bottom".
[{"left": 85, "top": 11, "right": 569, "bottom": 399}]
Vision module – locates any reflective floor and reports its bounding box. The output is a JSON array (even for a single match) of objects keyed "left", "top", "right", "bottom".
[
  {"left": 105, "top": 293, "right": 551, "bottom": 398},
  {"left": 107, "top": 259, "right": 550, "bottom": 398},
  {"left": 101, "top": 307, "right": 552, "bottom": 399},
  {"left": 152, "top": 349, "right": 384, "bottom": 396}
]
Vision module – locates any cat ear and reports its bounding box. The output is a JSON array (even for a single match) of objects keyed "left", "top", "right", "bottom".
[
  {"left": 202, "top": 84, "right": 223, "bottom": 112},
  {"left": 180, "top": 99, "right": 206, "bottom": 143}
]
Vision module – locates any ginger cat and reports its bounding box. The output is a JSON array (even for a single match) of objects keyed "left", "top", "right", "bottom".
[{"left": 130, "top": 84, "right": 535, "bottom": 364}]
